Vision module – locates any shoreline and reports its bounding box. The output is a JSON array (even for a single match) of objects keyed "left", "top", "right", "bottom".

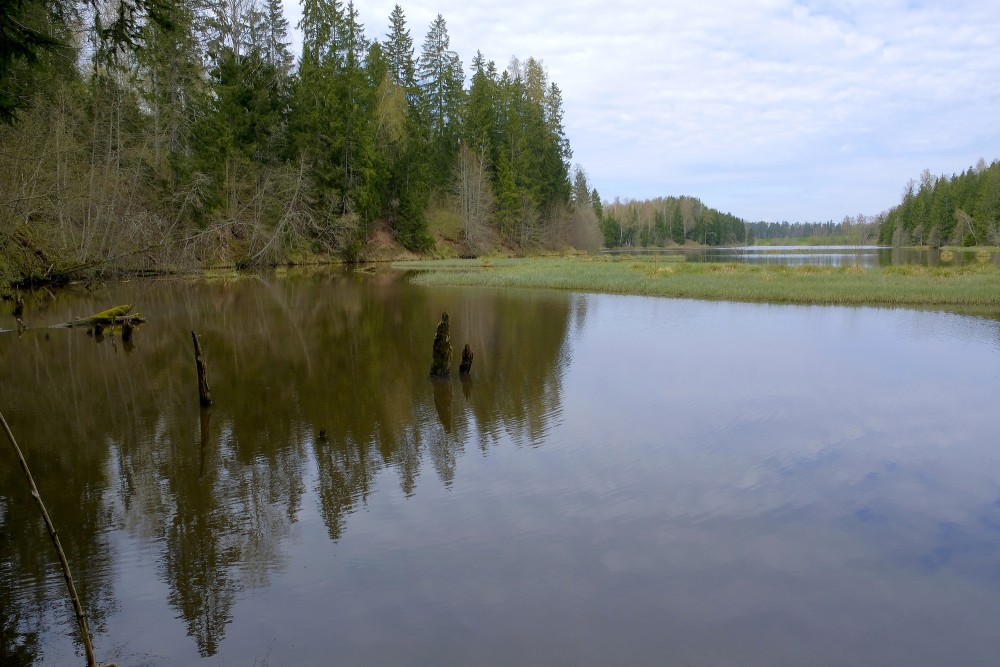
[{"left": 393, "top": 255, "right": 1000, "bottom": 310}]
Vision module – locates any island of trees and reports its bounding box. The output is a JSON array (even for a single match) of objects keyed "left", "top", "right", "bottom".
[{"left": 0, "top": 0, "right": 603, "bottom": 286}]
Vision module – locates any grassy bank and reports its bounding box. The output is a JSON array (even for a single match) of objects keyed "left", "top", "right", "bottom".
[{"left": 394, "top": 255, "right": 1000, "bottom": 308}]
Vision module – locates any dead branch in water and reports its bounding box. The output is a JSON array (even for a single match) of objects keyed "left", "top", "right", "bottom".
[{"left": 0, "top": 410, "right": 118, "bottom": 667}]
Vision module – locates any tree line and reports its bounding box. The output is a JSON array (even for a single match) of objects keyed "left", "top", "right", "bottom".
[
  {"left": 877, "top": 159, "right": 1000, "bottom": 247},
  {"left": 598, "top": 195, "right": 748, "bottom": 247},
  {"left": 0, "top": 0, "right": 602, "bottom": 285},
  {"left": 748, "top": 216, "right": 880, "bottom": 244}
]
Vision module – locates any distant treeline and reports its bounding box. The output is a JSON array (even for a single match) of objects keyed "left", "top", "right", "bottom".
[
  {"left": 0, "top": 1, "right": 601, "bottom": 285},
  {"left": 747, "top": 213, "right": 881, "bottom": 244},
  {"left": 599, "top": 196, "right": 748, "bottom": 247},
  {"left": 877, "top": 159, "right": 1000, "bottom": 247},
  {"left": 750, "top": 221, "right": 836, "bottom": 239}
]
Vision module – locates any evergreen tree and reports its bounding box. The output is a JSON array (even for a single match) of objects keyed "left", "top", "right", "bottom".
[
  {"left": 670, "top": 205, "right": 685, "bottom": 244},
  {"left": 465, "top": 51, "right": 499, "bottom": 157},
  {"left": 416, "top": 13, "right": 465, "bottom": 185},
  {"left": 385, "top": 4, "right": 416, "bottom": 91},
  {"left": 137, "top": 0, "right": 208, "bottom": 190},
  {"left": 377, "top": 4, "right": 431, "bottom": 249},
  {"left": 879, "top": 161, "right": 1000, "bottom": 247},
  {"left": 261, "top": 0, "right": 293, "bottom": 76}
]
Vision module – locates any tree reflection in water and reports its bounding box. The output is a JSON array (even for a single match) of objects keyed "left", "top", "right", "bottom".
[{"left": 0, "top": 269, "right": 579, "bottom": 662}]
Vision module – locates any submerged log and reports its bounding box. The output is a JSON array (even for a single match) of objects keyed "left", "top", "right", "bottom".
[
  {"left": 459, "top": 344, "right": 473, "bottom": 375},
  {"left": 192, "top": 331, "right": 213, "bottom": 407},
  {"left": 429, "top": 312, "right": 452, "bottom": 377}
]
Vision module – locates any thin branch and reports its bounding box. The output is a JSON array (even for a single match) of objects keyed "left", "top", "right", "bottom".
[{"left": 0, "top": 410, "right": 117, "bottom": 667}]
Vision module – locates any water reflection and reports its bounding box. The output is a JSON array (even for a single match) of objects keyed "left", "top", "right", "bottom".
[
  {"left": 2, "top": 274, "right": 1000, "bottom": 665},
  {"left": 605, "top": 245, "right": 1000, "bottom": 267},
  {"left": 0, "top": 270, "right": 576, "bottom": 663}
]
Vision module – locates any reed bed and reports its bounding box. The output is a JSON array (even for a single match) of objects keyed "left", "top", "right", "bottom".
[{"left": 394, "top": 255, "right": 1000, "bottom": 308}]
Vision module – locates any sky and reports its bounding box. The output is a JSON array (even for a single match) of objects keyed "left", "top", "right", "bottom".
[{"left": 281, "top": 0, "right": 1000, "bottom": 222}]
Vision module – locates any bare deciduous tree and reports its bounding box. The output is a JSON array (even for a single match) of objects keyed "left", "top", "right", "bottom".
[{"left": 452, "top": 143, "right": 494, "bottom": 254}]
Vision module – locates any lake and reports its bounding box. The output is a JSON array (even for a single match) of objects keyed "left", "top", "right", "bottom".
[
  {"left": 2, "top": 270, "right": 1000, "bottom": 666},
  {"left": 603, "top": 245, "right": 1000, "bottom": 268}
]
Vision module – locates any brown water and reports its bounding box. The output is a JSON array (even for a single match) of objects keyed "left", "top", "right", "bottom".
[{"left": 2, "top": 269, "right": 1000, "bottom": 666}]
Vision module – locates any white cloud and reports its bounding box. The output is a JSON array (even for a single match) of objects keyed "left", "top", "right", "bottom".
[{"left": 283, "top": 0, "right": 1000, "bottom": 221}]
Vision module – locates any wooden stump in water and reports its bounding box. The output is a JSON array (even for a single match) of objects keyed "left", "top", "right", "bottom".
[
  {"left": 430, "top": 312, "right": 452, "bottom": 377},
  {"left": 459, "top": 344, "right": 473, "bottom": 375},
  {"left": 191, "top": 331, "right": 213, "bottom": 407}
]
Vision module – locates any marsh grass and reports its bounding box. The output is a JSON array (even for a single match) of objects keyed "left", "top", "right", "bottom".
[{"left": 394, "top": 255, "right": 1000, "bottom": 307}]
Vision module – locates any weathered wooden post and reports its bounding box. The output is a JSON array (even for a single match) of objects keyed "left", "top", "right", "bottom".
[
  {"left": 430, "top": 312, "right": 452, "bottom": 377},
  {"left": 459, "top": 344, "right": 473, "bottom": 375},
  {"left": 191, "top": 331, "right": 213, "bottom": 407}
]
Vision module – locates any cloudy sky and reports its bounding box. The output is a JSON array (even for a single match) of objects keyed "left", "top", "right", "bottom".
[{"left": 283, "top": 0, "right": 1000, "bottom": 222}]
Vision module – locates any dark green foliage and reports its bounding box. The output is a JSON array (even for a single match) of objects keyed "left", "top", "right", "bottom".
[
  {"left": 879, "top": 161, "right": 1000, "bottom": 247},
  {"left": 0, "top": 0, "right": 62, "bottom": 122},
  {"left": 1, "top": 0, "right": 587, "bottom": 280},
  {"left": 416, "top": 13, "right": 465, "bottom": 187},
  {"left": 0, "top": 0, "right": 174, "bottom": 122}
]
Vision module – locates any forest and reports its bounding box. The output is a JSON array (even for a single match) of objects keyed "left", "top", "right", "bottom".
[
  {"left": 877, "top": 160, "right": 1000, "bottom": 247},
  {"left": 0, "top": 0, "right": 603, "bottom": 286},
  {"left": 747, "top": 216, "right": 880, "bottom": 244},
  {"left": 598, "top": 195, "right": 748, "bottom": 247}
]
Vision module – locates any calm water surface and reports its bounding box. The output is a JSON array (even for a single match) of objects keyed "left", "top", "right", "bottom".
[
  {"left": 2, "top": 270, "right": 1000, "bottom": 666},
  {"left": 605, "top": 245, "right": 1000, "bottom": 267}
]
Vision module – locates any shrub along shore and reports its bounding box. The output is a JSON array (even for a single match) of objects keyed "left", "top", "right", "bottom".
[{"left": 394, "top": 255, "right": 1000, "bottom": 309}]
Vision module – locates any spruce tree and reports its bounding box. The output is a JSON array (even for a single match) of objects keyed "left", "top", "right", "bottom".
[{"left": 417, "top": 14, "right": 465, "bottom": 186}]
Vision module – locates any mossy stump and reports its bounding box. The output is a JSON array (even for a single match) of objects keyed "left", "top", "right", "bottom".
[{"left": 430, "top": 312, "right": 452, "bottom": 377}]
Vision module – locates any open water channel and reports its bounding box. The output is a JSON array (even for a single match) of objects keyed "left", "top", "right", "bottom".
[{"left": 2, "top": 266, "right": 999, "bottom": 665}]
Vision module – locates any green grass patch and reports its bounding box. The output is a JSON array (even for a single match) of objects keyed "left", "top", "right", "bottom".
[{"left": 393, "top": 255, "right": 1000, "bottom": 309}]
